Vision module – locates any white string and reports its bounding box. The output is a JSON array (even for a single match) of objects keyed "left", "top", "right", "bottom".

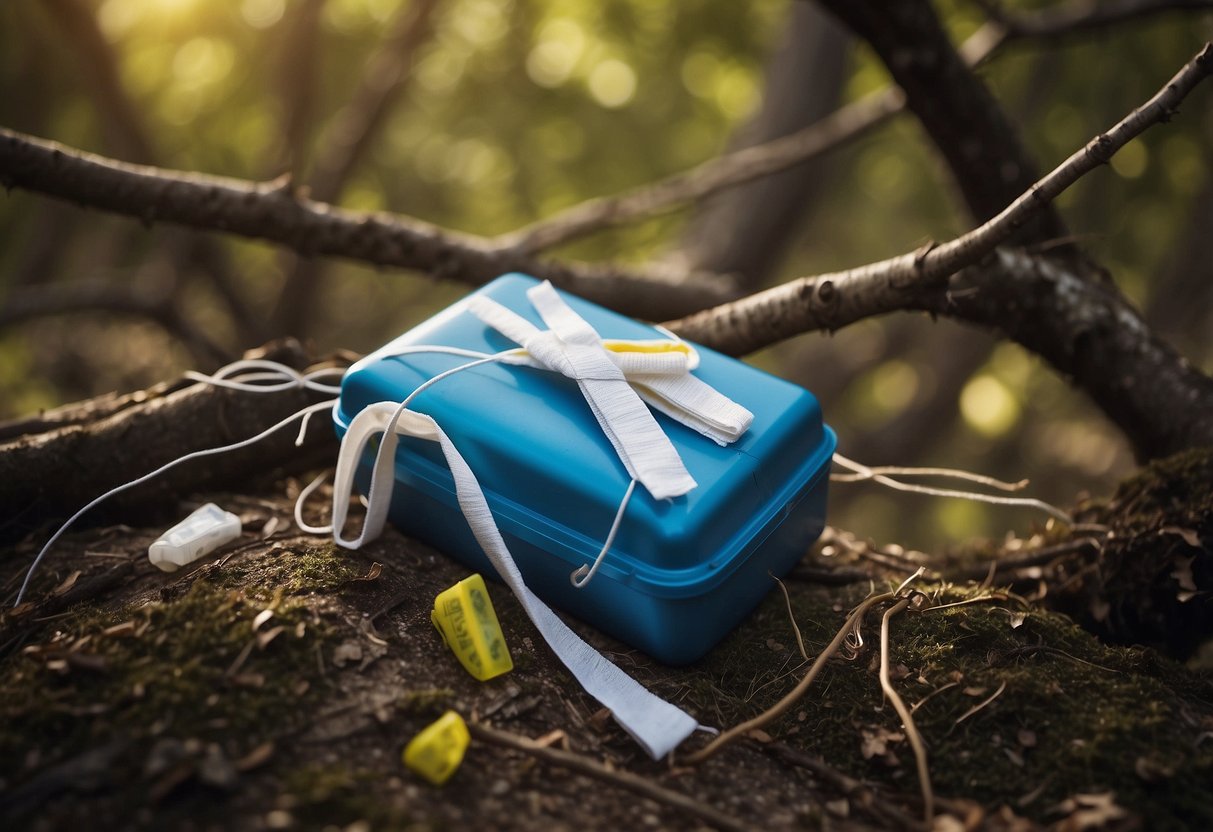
[
  {"left": 332, "top": 352, "right": 515, "bottom": 549},
  {"left": 294, "top": 470, "right": 334, "bottom": 534},
  {"left": 14, "top": 397, "right": 337, "bottom": 606},
  {"left": 571, "top": 478, "right": 638, "bottom": 588},
  {"left": 830, "top": 465, "right": 1027, "bottom": 492},
  {"left": 831, "top": 452, "right": 1072, "bottom": 524}
]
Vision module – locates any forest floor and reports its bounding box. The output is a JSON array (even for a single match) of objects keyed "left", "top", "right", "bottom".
[{"left": 1, "top": 451, "right": 1211, "bottom": 831}]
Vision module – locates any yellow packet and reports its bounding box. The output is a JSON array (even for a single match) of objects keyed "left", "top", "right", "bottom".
[
  {"left": 402, "top": 711, "right": 470, "bottom": 785},
  {"left": 431, "top": 573, "right": 513, "bottom": 681}
]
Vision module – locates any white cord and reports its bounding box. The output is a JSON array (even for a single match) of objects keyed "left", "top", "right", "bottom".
[
  {"left": 14, "top": 398, "right": 337, "bottom": 606},
  {"left": 15, "top": 358, "right": 345, "bottom": 606},
  {"left": 831, "top": 452, "right": 1072, "bottom": 524},
  {"left": 331, "top": 351, "right": 517, "bottom": 548},
  {"left": 571, "top": 477, "right": 638, "bottom": 588},
  {"left": 294, "top": 470, "right": 334, "bottom": 534}
]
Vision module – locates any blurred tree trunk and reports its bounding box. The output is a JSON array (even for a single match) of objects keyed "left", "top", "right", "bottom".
[{"left": 670, "top": 3, "right": 851, "bottom": 289}]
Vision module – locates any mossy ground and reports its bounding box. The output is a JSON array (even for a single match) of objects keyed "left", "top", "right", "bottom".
[{"left": 1, "top": 465, "right": 1211, "bottom": 830}]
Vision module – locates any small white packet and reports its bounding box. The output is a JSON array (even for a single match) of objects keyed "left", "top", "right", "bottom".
[{"left": 148, "top": 503, "right": 242, "bottom": 573}]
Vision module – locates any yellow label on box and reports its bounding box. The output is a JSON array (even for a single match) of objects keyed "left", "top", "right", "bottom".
[
  {"left": 431, "top": 573, "right": 513, "bottom": 681},
  {"left": 403, "top": 711, "right": 470, "bottom": 785}
]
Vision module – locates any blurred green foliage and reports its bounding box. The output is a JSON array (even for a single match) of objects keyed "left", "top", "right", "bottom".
[{"left": 0, "top": 0, "right": 1210, "bottom": 549}]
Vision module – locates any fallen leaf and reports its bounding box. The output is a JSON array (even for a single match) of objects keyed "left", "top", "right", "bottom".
[
  {"left": 746, "top": 728, "right": 774, "bottom": 744},
  {"left": 235, "top": 742, "right": 275, "bottom": 772},
  {"left": 102, "top": 621, "right": 137, "bottom": 638},
  {"left": 331, "top": 641, "right": 363, "bottom": 668},
  {"left": 860, "top": 726, "right": 904, "bottom": 761},
  {"left": 963, "top": 686, "right": 988, "bottom": 697},
  {"left": 824, "top": 798, "right": 849, "bottom": 817},
  {"left": 1171, "top": 556, "right": 1198, "bottom": 592},
  {"left": 352, "top": 562, "right": 383, "bottom": 582},
  {"left": 260, "top": 515, "right": 281, "bottom": 539},
  {"left": 1134, "top": 754, "right": 1175, "bottom": 783},
  {"left": 1008, "top": 611, "right": 1027, "bottom": 629},
  {"left": 1050, "top": 792, "right": 1129, "bottom": 831},
  {"left": 1161, "top": 526, "right": 1203, "bottom": 549},
  {"left": 51, "top": 571, "right": 82, "bottom": 597}
]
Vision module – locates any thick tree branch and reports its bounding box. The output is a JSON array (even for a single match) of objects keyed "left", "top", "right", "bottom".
[
  {"left": 979, "top": 0, "right": 1213, "bottom": 40},
  {"left": 0, "top": 130, "right": 734, "bottom": 319},
  {"left": 670, "top": 43, "right": 1213, "bottom": 458},
  {"left": 495, "top": 0, "right": 1209, "bottom": 256},
  {"left": 0, "top": 342, "right": 338, "bottom": 546},
  {"left": 671, "top": 43, "right": 1213, "bottom": 352},
  {"left": 818, "top": 0, "right": 1068, "bottom": 242}
]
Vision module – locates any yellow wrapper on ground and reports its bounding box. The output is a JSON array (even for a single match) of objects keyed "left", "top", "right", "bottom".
[
  {"left": 431, "top": 573, "right": 513, "bottom": 681},
  {"left": 403, "top": 711, "right": 470, "bottom": 785}
]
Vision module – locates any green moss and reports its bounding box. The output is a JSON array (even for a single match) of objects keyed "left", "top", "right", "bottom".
[
  {"left": 0, "top": 578, "right": 332, "bottom": 782},
  {"left": 283, "top": 764, "right": 413, "bottom": 829},
  {"left": 686, "top": 581, "right": 1213, "bottom": 830},
  {"left": 208, "top": 542, "right": 360, "bottom": 598}
]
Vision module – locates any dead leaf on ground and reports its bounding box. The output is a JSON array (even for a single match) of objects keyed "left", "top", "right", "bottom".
[
  {"left": 331, "top": 640, "right": 363, "bottom": 668},
  {"left": 859, "top": 725, "right": 904, "bottom": 764},
  {"left": 1050, "top": 792, "right": 1130, "bottom": 831},
  {"left": 1160, "top": 526, "right": 1204, "bottom": 549},
  {"left": 235, "top": 742, "right": 275, "bottom": 772}
]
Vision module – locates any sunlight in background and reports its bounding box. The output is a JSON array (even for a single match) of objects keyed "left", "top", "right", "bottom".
[
  {"left": 588, "top": 58, "right": 637, "bottom": 108},
  {"left": 960, "top": 375, "right": 1021, "bottom": 438},
  {"left": 240, "top": 0, "right": 285, "bottom": 30}
]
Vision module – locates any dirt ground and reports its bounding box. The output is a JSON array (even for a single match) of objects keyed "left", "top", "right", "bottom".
[{"left": 2, "top": 463, "right": 1211, "bottom": 831}]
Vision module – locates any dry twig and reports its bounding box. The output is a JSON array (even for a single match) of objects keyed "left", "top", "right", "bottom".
[{"left": 468, "top": 721, "right": 757, "bottom": 832}]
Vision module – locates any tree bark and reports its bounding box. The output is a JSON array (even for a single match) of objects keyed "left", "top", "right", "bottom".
[
  {"left": 816, "top": 0, "right": 1071, "bottom": 246},
  {"left": 672, "top": 3, "right": 851, "bottom": 288}
]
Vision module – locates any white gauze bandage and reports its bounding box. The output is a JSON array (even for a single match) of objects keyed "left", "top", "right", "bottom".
[
  {"left": 467, "top": 280, "right": 753, "bottom": 499},
  {"left": 333, "top": 402, "right": 699, "bottom": 759}
]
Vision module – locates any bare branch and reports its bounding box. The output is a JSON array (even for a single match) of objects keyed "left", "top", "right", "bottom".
[
  {"left": 496, "top": 84, "right": 902, "bottom": 256},
  {"left": 0, "top": 341, "right": 338, "bottom": 546},
  {"left": 495, "top": 0, "right": 1209, "bottom": 256},
  {"left": 670, "top": 44, "right": 1213, "bottom": 459},
  {"left": 668, "top": 43, "right": 1213, "bottom": 354},
  {"left": 979, "top": 0, "right": 1213, "bottom": 40},
  {"left": 0, "top": 129, "right": 735, "bottom": 319}
]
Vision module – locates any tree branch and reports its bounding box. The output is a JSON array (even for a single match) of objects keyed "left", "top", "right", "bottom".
[
  {"left": 493, "top": 0, "right": 1210, "bottom": 256},
  {"left": 0, "top": 341, "right": 338, "bottom": 546},
  {"left": 0, "top": 129, "right": 735, "bottom": 319},
  {"left": 669, "top": 43, "right": 1212, "bottom": 351},
  {"left": 978, "top": 0, "right": 1213, "bottom": 40},
  {"left": 818, "top": 0, "right": 1067, "bottom": 243}
]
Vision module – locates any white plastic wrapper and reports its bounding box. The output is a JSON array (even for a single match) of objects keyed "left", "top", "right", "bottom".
[{"left": 148, "top": 503, "right": 242, "bottom": 573}]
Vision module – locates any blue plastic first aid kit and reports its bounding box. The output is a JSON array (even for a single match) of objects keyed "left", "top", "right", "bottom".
[{"left": 334, "top": 273, "right": 836, "bottom": 665}]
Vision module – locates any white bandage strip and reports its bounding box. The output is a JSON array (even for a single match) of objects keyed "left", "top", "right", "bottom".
[
  {"left": 333, "top": 402, "right": 700, "bottom": 759},
  {"left": 467, "top": 281, "right": 753, "bottom": 499}
]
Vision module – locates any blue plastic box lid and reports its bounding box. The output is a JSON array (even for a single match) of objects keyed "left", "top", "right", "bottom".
[{"left": 335, "top": 274, "right": 836, "bottom": 663}]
